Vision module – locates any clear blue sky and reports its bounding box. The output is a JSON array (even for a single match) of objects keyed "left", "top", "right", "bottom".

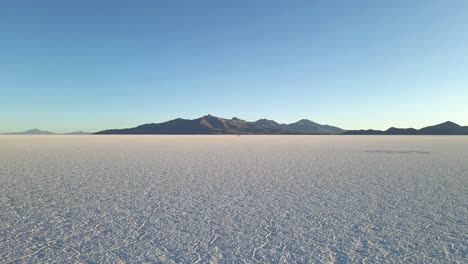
[{"left": 1, "top": 0, "right": 467, "bottom": 133}]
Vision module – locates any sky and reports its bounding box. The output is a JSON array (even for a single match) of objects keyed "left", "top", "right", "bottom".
[{"left": 1, "top": 0, "right": 467, "bottom": 133}]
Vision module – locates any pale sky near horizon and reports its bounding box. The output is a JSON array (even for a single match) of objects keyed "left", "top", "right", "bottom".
[{"left": 1, "top": 0, "right": 467, "bottom": 133}]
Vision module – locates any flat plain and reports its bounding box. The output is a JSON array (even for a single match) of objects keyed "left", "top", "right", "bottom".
[{"left": 0, "top": 135, "right": 466, "bottom": 263}]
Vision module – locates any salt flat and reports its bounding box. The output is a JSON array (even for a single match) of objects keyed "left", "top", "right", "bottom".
[{"left": 0, "top": 135, "right": 466, "bottom": 263}]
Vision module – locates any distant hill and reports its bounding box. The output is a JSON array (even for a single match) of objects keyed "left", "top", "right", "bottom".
[
  {"left": 344, "top": 121, "right": 468, "bottom": 135},
  {"left": 95, "top": 115, "right": 345, "bottom": 135},
  {"left": 418, "top": 121, "right": 468, "bottom": 135},
  {"left": 6, "top": 129, "right": 55, "bottom": 135},
  {"left": 288, "top": 119, "right": 345, "bottom": 134},
  {"left": 2, "top": 129, "right": 93, "bottom": 135}
]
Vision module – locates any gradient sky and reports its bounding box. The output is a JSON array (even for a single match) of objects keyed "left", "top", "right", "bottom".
[{"left": 1, "top": 0, "right": 467, "bottom": 133}]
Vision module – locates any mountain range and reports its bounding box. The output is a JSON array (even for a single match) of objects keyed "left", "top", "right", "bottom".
[
  {"left": 343, "top": 121, "right": 468, "bottom": 135},
  {"left": 3, "top": 119, "right": 467, "bottom": 136},
  {"left": 95, "top": 115, "right": 345, "bottom": 135}
]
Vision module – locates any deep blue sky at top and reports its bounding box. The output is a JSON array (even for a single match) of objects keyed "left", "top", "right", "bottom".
[{"left": 1, "top": 0, "right": 467, "bottom": 132}]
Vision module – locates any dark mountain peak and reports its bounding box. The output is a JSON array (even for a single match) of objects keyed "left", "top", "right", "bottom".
[
  {"left": 200, "top": 114, "right": 224, "bottom": 122},
  {"left": 255, "top": 118, "right": 276, "bottom": 122},
  {"left": 419, "top": 121, "right": 464, "bottom": 135},
  {"left": 431, "top": 121, "right": 460, "bottom": 128},
  {"left": 199, "top": 115, "right": 226, "bottom": 131},
  {"left": 231, "top": 117, "right": 243, "bottom": 121},
  {"left": 290, "top": 119, "right": 319, "bottom": 126},
  {"left": 286, "top": 119, "right": 344, "bottom": 134},
  {"left": 255, "top": 119, "right": 279, "bottom": 126}
]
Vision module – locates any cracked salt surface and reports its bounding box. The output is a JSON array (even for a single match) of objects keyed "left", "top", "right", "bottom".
[{"left": 0, "top": 135, "right": 466, "bottom": 263}]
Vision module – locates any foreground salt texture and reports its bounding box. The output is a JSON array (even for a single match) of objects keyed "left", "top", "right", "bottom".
[{"left": 0, "top": 135, "right": 466, "bottom": 263}]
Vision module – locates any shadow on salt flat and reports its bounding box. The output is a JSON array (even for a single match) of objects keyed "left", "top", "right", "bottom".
[{"left": 365, "top": 150, "right": 431, "bottom": 154}]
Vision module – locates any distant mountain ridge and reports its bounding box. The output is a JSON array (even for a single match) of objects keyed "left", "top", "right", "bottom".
[
  {"left": 95, "top": 115, "right": 345, "bottom": 135},
  {"left": 5, "top": 120, "right": 466, "bottom": 136},
  {"left": 2, "top": 129, "right": 92, "bottom": 135},
  {"left": 7, "top": 129, "right": 55, "bottom": 135},
  {"left": 344, "top": 121, "right": 468, "bottom": 135}
]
